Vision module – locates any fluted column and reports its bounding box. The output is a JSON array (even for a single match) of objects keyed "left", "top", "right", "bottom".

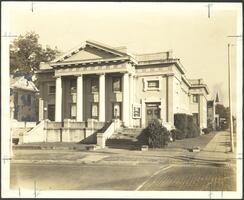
[
  {"left": 55, "top": 76, "right": 62, "bottom": 122},
  {"left": 129, "top": 74, "right": 134, "bottom": 127},
  {"left": 99, "top": 73, "right": 105, "bottom": 122},
  {"left": 76, "top": 75, "right": 83, "bottom": 121},
  {"left": 122, "top": 73, "right": 129, "bottom": 127}
]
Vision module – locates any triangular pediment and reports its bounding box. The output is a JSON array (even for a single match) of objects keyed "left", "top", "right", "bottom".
[
  {"left": 52, "top": 40, "right": 128, "bottom": 63},
  {"left": 64, "top": 46, "right": 118, "bottom": 62}
]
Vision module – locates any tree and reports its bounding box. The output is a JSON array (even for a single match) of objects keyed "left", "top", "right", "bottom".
[
  {"left": 215, "top": 104, "right": 230, "bottom": 129},
  {"left": 10, "top": 31, "right": 60, "bottom": 75}
]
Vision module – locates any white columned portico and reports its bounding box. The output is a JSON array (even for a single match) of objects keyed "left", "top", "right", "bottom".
[
  {"left": 55, "top": 76, "right": 62, "bottom": 122},
  {"left": 129, "top": 74, "right": 134, "bottom": 127},
  {"left": 122, "top": 73, "right": 129, "bottom": 127},
  {"left": 99, "top": 73, "right": 105, "bottom": 122},
  {"left": 76, "top": 75, "right": 83, "bottom": 121}
]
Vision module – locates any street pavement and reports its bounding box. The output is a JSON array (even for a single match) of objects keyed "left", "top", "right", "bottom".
[
  {"left": 10, "top": 131, "right": 236, "bottom": 191},
  {"left": 138, "top": 164, "right": 236, "bottom": 191}
]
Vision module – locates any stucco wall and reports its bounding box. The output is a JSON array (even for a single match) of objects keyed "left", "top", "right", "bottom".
[
  {"left": 199, "top": 95, "right": 207, "bottom": 129},
  {"left": 37, "top": 62, "right": 208, "bottom": 129},
  {"left": 12, "top": 90, "right": 37, "bottom": 121}
]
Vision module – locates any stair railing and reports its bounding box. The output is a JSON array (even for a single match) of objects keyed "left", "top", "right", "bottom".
[
  {"left": 21, "top": 120, "right": 47, "bottom": 144},
  {"left": 96, "top": 119, "right": 121, "bottom": 148}
]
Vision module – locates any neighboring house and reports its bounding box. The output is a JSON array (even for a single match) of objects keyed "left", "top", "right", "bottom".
[
  {"left": 207, "top": 100, "right": 220, "bottom": 130},
  {"left": 36, "top": 40, "right": 209, "bottom": 131},
  {"left": 10, "top": 74, "right": 39, "bottom": 122},
  {"left": 188, "top": 78, "right": 209, "bottom": 129}
]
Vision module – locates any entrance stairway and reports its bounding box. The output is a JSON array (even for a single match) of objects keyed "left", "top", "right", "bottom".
[
  {"left": 12, "top": 127, "right": 33, "bottom": 144},
  {"left": 105, "top": 128, "right": 147, "bottom": 150}
]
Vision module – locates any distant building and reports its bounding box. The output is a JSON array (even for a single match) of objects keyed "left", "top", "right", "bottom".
[
  {"left": 36, "top": 40, "right": 209, "bottom": 132},
  {"left": 10, "top": 74, "right": 39, "bottom": 122},
  {"left": 188, "top": 78, "right": 209, "bottom": 129},
  {"left": 207, "top": 99, "right": 220, "bottom": 130}
]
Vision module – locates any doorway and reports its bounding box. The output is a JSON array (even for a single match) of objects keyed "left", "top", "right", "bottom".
[
  {"left": 146, "top": 103, "right": 161, "bottom": 125},
  {"left": 48, "top": 104, "right": 55, "bottom": 121}
]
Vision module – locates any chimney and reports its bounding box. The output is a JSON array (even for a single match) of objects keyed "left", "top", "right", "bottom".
[{"left": 166, "top": 50, "right": 173, "bottom": 59}]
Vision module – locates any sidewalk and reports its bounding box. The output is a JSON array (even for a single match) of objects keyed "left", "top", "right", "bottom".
[
  {"left": 169, "top": 131, "right": 236, "bottom": 167},
  {"left": 194, "top": 131, "right": 236, "bottom": 165},
  {"left": 11, "top": 131, "right": 235, "bottom": 166}
]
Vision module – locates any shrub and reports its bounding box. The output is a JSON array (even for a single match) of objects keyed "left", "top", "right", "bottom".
[
  {"left": 145, "top": 119, "right": 170, "bottom": 148},
  {"left": 170, "top": 129, "right": 176, "bottom": 141},
  {"left": 12, "top": 138, "right": 19, "bottom": 145},
  {"left": 202, "top": 128, "right": 211, "bottom": 134},
  {"left": 171, "top": 129, "right": 184, "bottom": 140},
  {"left": 186, "top": 115, "right": 200, "bottom": 138},
  {"left": 186, "top": 115, "right": 194, "bottom": 138},
  {"left": 174, "top": 114, "right": 200, "bottom": 139},
  {"left": 174, "top": 114, "right": 188, "bottom": 139}
]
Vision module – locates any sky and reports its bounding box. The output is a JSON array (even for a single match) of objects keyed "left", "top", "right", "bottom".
[{"left": 3, "top": 2, "right": 242, "bottom": 115}]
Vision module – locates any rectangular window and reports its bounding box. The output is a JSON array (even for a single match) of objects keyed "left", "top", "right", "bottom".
[
  {"left": 48, "top": 104, "right": 55, "bottom": 121},
  {"left": 70, "top": 79, "right": 77, "bottom": 93},
  {"left": 49, "top": 85, "right": 56, "bottom": 94},
  {"left": 112, "top": 102, "right": 121, "bottom": 119},
  {"left": 193, "top": 95, "right": 198, "bottom": 103},
  {"left": 27, "top": 94, "right": 31, "bottom": 106},
  {"left": 91, "top": 103, "right": 99, "bottom": 119},
  {"left": 112, "top": 77, "right": 121, "bottom": 92},
  {"left": 147, "top": 80, "right": 159, "bottom": 89},
  {"left": 14, "top": 92, "right": 18, "bottom": 105},
  {"left": 70, "top": 103, "right": 76, "bottom": 119},
  {"left": 91, "top": 79, "right": 99, "bottom": 93}
]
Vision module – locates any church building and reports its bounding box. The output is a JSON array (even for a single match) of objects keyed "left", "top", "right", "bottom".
[{"left": 35, "top": 40, "right": 209, "bottom": 143}]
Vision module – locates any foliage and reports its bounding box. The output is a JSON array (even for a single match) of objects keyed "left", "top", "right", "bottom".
[
  {"left": 202, "top": 128, "right": 212, "bottom": 134},
  {"left": 171, "top": 129, "right": 184, "bottom": 140},
  {"left": 145, "top": 119, "right": 170, "bottom": 148},
  {"left": 186, "top": 115, "right": 200, "bottom": 138},
  {"left": 10, "top": 31, "right": 60, "bottom": 75},
  {"left": 174, "top": 114, "right": 188, "bottom": 139},
  {"left": 215, "top": 104, "right": 230, "bottom": 130},
  {"left": 174, "top": 113, "right": 200, "bottom": 139}
]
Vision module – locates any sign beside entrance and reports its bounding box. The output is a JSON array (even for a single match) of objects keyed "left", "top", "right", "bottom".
[{"left": 133, "top": 104, "right": 141, "bottom": 119}]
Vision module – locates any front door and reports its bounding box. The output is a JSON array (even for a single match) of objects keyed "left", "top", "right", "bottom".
[
  {"left": 48, "top": 104, "right": 55, "bottom": 121},
  {"left": 146, "top": 103, "right": 161, "bottom": 125}
]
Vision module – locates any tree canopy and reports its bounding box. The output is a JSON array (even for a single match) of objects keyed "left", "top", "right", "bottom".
[
  {"left": 215, "top": 104, "right": 230, "bottom": 129},
  {"left": 10, "top": 31, "right": 60, "bottom": 75}
]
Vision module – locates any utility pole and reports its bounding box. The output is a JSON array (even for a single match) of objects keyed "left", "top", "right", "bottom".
[
  {"left": 227, "top": 43, "right": 234, "bottom": 152},
  {"left": 227, "top": 35, "right": 242, "bottom": 152}
]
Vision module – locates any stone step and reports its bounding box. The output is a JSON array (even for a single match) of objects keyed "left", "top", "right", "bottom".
[
  {"left": 13, "top": 145, "right": 41, "bottom": 150},
  {"left": 115, "top": 129, "right": 143, "bottom": 136},
  {"left": 105, "top": 128, "right": 147, "bottom": 150}
]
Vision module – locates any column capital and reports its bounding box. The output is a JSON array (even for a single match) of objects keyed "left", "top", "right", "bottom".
[
  {"left": 74, "top": 74, "right": 83, "bottom": 77},
  {"left": 54, "top": 75, "right": 62, "bottom": 79},
  {"left": 96, "top": 73, "right": 106, "bottom": 76},
  {"left": 163, "top": 73, "right": 174, "bottom": 77},
  {"left": 122, "top": 72, "right": 129, "bottom": 76}
]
